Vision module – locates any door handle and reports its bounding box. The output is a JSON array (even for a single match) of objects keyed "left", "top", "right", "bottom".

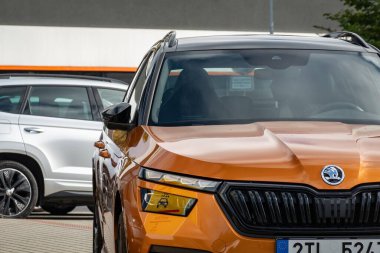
[{"left": 24, "top": 127, "right": 44, "bottom": 134}]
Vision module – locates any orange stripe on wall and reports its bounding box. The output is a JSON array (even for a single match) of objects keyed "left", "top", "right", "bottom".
[{"left": 0, "top": 65, "right": 137, "bottom": 72}]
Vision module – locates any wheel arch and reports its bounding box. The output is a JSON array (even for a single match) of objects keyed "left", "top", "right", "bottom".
[{"left": 0, "top": 152, "right": 45, "bottom": 205}]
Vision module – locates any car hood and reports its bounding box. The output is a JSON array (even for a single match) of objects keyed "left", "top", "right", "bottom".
[{"left": 134, "top": 122, "right": 380, "bottom": 189}]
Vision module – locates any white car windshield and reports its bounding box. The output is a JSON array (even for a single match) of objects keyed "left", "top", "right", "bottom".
[{"left": 150, "top": 49, "right": 380, "bottom": 126}]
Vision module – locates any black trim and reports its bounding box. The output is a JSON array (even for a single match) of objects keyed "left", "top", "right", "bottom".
[
  {"left": 216, "top": 182, "right": 380, "bottom": 238},
  {"left": 323, "top": 31, "right": 370, "bottom": 49},
  {"left": 141, "top": 44, "right": 166, "bottom": 125},
  {"left": 135, "top": 46, "right": 162, "bottom": 126},
  {"left": 84, "top": 86, "right": 95, "bottom": 121},
  {"left": 43, "top": 191, "right": 94, "bottom": 205},
  {"left": 92, "top": 87, "right": 103, "bottom": 110},
  {"left": 88, "top": 87, "right": 102, "bottom": 121},
  {"left": 149, "top": 245, "right": 211, "bottom": 253},
  {"left": 138, "top": 73, "right": 154, "bottom": 125},
  {"left": 20, "top": 85, "right": 31, "bottom": 114}
]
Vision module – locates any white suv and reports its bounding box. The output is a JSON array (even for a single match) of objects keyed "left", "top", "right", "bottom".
[{"left": 0, "top": 74, "right": 128, "bottom": 217}]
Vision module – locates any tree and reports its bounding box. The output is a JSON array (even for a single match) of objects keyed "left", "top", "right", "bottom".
[{"left": 318, "top": 0, "right": 380, "bottom": 48}]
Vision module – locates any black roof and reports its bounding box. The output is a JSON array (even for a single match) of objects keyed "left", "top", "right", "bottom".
[{"left": 173, "top": 34, "right": 377, "bottom": 53}]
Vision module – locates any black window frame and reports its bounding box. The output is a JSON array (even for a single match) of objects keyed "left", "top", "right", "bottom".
[{"left": 125, "top": 50, "right": 156, "bottom": 124}]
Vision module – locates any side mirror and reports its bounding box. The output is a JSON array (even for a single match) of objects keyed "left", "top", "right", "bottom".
[{"left": 102, "top": 102, "right": 136, "bottom": 130}]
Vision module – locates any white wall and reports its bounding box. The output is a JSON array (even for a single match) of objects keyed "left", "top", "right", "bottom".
[{"left": 0, "top": 26, "right": 314, "bottom": 68}]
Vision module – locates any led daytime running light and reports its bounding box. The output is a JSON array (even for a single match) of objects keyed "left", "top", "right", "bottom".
[{"left": 139, "top": 168, "right": 221, "bottom": 192}]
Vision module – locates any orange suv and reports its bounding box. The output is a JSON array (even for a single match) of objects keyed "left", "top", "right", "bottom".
[{"left": 93, "top": 31, "right": 380, "bottom": 253}]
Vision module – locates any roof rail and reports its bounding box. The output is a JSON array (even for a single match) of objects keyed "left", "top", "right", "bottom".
[
  {"left": 0, "top": 73, "right": 127, "bottom": 84},
  {"left": 323, "top": 31, "right": 369, "bottom": 48},
  {"left": 369, "top": 44, "right": 380, "bottom": 53},
  {"left": 163, "top": 31, "right": 177, "bottom": 48}
]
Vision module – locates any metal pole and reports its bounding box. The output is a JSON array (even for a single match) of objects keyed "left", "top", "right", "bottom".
[{"left": 269, "top": 0, "right": 274, "bottom": 34}]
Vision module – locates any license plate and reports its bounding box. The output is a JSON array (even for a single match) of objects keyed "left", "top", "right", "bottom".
[{"left": 276, "top": 239, "right": 380, "bottom": 253}]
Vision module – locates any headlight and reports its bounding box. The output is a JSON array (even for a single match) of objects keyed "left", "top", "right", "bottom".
[
  {"left": 140, "top": 188, "right": 197, "bottom": 216},
  {"left": 139, "top": 167, "right": 221, "bottom": 192}
]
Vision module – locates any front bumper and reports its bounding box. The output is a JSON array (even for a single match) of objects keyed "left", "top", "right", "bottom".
[{"left": 125, "top": 180, "right": 274, "bottom": 253}]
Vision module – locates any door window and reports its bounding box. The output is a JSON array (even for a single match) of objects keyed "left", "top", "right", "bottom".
[
  {"left": 128, "top": 51, "right": 154, "bottom": 121},
  {"left": 26, "top": 86, "right": 93, "bottom": 120},
  {"left": 0, "top": 86, "right": 27, "bottom": 114},
  {"left": 96, "top": 88, "right": 126, "bottom": 110}
]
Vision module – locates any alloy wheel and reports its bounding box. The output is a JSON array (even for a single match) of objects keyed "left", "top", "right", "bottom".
[{"left": 0, "top": 168, "right": 32, "bottom": 217}]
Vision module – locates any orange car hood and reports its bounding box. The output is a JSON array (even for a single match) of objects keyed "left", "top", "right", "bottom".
[{"left": 137, "top": 122, "right": 380, "bottom": 189}]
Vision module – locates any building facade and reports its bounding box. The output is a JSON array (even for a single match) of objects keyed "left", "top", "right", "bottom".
[{"left": 0, "top": 0, "right": 344, "bottom": 83}]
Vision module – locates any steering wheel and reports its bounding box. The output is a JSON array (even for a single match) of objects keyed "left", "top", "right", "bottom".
[{"left": 314, "top": 102, "right": 364, "bottom": 114}]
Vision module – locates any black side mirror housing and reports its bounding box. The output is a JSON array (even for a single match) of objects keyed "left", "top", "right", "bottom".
[{"left": 102, "top": 102, "right": 136, "bottom": 130}]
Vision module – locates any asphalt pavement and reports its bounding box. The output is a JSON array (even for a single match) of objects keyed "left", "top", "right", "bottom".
[{"left": 0, "top": 206, "right": 93, "bottom": 253}]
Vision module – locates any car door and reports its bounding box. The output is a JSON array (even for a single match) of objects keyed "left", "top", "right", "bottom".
[
  {"left": 98, "top": 51, "right": 155, "bottom": 247},
  {"left": 19, "top": 85, "right": 102, "bottom": 196},
  {"left": 0, "top": 86, "right": 28, "bottom": 154}
]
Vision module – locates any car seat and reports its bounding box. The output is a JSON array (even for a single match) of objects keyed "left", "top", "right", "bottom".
[
  {"left": 0, "top": 97, "right": 14, "bottom": 113},
  {"left": 159, "top": 68, "right": 225, "bottom": 123}
]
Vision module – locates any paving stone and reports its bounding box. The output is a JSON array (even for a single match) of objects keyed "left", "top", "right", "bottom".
[{"left": 0, "top": 212, "right": 93, "bottom": 253}]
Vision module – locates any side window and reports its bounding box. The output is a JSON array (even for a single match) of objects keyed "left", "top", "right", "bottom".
[
  {"left": 128, "top": 51, "right": 154, "bottom": 120},
  {"left": 0, "top": 86, "right": 27, "bottom": 114},
  {"left": 26, "top": 86, "right": 93, "bottom": 121},
  {"left": 96, "top": 88, "right": 126, "bottom": 110}
]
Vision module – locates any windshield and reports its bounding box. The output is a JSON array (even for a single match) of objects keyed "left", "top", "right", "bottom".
[{"left": 150, "top": 50, "right": 380, "bottom": 126}]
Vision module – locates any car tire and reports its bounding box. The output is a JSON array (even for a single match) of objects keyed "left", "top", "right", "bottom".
[
  {"left": 0, "top": 160, "right": 38, "bottom": 218},
  {"left": 93, "top": 205, "right": 103, "bottom": 253},
  {"left": 41, "top": 204, "right": 76, "bottom": 215},
  {"left": 116, "top": 212, "right": 127, "bottom": 253}
]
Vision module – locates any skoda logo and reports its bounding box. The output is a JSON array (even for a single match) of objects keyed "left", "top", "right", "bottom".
[{"left": 321, "top": 165, "right": 345, "bottom": 186}]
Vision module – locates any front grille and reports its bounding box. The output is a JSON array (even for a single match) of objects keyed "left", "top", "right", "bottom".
[{"left": 218, "top": 183, "right": 380, "bottom": 237}]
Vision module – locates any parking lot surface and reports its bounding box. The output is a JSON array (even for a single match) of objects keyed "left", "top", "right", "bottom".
[{"left": 0, "top": 207, "right": 92, "bottom": 253}]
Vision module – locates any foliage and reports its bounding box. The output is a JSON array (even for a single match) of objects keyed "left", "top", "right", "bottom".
[{"left": 319, "top": 0, "right": 380, "bottom": 48}]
